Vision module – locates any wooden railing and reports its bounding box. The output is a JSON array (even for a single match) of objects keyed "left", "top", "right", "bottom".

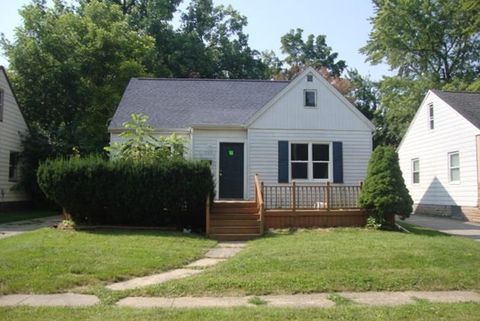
[
  {"left": 254, "top": 174, "right": 265, "bottom": 234},
  {"left": 263, "top": 182, "right": 362, "bottom": 210}
]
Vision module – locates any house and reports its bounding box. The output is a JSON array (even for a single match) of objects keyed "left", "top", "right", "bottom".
[
  {"left": 398, "top": 90, "right": 480, "bottom": 223},
  {"left": 110, "top": 67, "right": 374, "bottom": 239},
  {"left": 0, "top": 66, "right": 30, "bottom": 211}
]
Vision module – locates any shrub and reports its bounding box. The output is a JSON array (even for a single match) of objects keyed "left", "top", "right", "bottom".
[
  {"left": 359, "top": 146, "right": 413, "bottom": 225},
  {"left": 37, "top": 156, "right": 214, "bottom": 230}
]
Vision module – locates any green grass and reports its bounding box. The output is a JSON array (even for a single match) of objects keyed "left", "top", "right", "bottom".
[
  {"left": 0, "top": 210, "right": 58, "bottom": 224},
  {"left": 1, "top": 302, "right": 480, "bottom": 321},
  {"left": 131, "top": 227, "right": 480, "bottom": 297},
  {"left": 0, "top": 228, "right": 215, "bottom": 294}
]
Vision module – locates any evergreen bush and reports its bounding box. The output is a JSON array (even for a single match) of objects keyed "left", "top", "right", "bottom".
[
  {"left": 37, "top": 156, "right": 214, "bottom": 230},
  {"left": 359, "top": 146, "right": 413, "bottom": 225}
]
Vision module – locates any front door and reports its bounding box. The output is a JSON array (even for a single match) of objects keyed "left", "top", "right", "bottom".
[{"left": 219, "top": 142, "right": 244, "bottom": 199}]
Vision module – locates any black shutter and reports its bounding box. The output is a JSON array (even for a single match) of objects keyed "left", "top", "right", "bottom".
[
  {"left": 278, "top": 141, "right": 289, "bottom": 183},
  {"left": 333, "top": 142, "right": 343, "bottom": 183}
]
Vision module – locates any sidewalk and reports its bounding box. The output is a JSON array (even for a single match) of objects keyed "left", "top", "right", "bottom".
[
  {"left": 0, "top": 215, "right": 62, "bottom": 240},
  {"left": 404, "top": 215, "right": 480, "bottom": 241}
]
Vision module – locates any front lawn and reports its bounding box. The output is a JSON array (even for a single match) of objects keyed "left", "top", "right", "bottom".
[
  {"left": 134, "top": 225, "right": 480, "bottom": 297},
  {"left": 0, "top": 228, "right": 215, "bottom": 294},
  {"left": 1, "top": 302, "right": 480, "bottom": 321},
  {"left": 0, "top": 210, "right": 58, "bottom": 224}
]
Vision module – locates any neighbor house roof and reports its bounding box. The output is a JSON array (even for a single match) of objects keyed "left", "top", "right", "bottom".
[
  {"left": 432, "top": 89, "right": 480, "bottom": 129},
  {"left": 109, "top": 78, "right": 290, "bottom": 130}
]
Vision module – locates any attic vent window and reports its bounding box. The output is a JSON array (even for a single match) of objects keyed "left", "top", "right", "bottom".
[
  {"left": 304, "top": 90, "right": 317, "bottom": 107},
  {"left": 428, "top": 103, "right": 434, "bottom": 129},
  {"left": 307, "top": 74, "right": 313, "bottom": 82}
]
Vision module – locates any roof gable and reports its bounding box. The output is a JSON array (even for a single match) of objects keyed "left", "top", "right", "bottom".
[
  {"left": 109, "top": 78, "right": 289, "bottom": 129},
  {"left": 431, "top": 90, "right": 480, "bottom": 129}
]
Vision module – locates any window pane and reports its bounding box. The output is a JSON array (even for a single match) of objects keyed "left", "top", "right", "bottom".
[
  {"left": 413, "top": 172, "right": 419, "bottom": 184},
  {"left": 305, "top": 91, "right": 316, "bottom": 106},
  {"left": 313, "top": 144, "right": 329, "bottom": 161},
  {"left": 291, "top": 162, "right": 308, "bottom": 179},
  {"left": 412, "top": 160, "right": 419, "bottom": 171},
  {"left": 450, "top": 168, "right": 460, "bottom": 181},
  {"left": 291, "top": 144, "right": 308, "bottom": 161},
  {"left": 430, "top": 120, "right": 434, "bottom": 129},
  {"left": 429, "top": 105, "right": 434, "bottom": 117},
  {"left": 450, "top": 153, "right": 459, "bottom": 167},
  {"left": 313, "top": 162, "right": 328, "bottom": 179}
]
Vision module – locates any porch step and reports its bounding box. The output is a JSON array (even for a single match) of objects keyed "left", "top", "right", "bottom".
[
  {"left": 210, "top": 219, "right": 260, "bottom": 227},
  {"left": 208, "top": 233, "right": 261, "bottom": 241},
  {"left": 212, "top": 201, "right": 256, "bottom": 209},
  {"left": 208, "top": 200, "right": 262, "bottom": 241},
  {"left": 210, "top": 226, "right": 261, "bottom": 235},
  {"left": 211, "top": 207, "right": 259, "bottom": 215}
]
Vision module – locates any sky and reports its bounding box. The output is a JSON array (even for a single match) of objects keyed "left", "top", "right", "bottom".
[{"left": 0, "top": 0, "right": 393, "bottom": 80}]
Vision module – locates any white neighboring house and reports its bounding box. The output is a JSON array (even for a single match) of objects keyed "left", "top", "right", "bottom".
[
  {"left": 398, "top": 90, "right": 480, "bottom": 223},
  {"left": 0, "top": 66, "right": 30, "bottom": 210},
  {"left": 109, "top": 67, "right": 374, "bottom": 200}
]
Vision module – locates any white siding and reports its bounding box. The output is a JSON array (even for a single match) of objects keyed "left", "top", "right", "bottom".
[
  {"left": 250, "top": 72, "right": 372, "bottom": 132},
  {"left": 247, "top": 129, "right": 372, "bottom": 198},
  {"left": 398, "top": 92, "right": 480, "bottom": 207},
  {"left": 191, "top": 129, "right": 247, "bottom": 198},
  {"left": 0, "top": 70, "right": 29, "bottom": 203}
]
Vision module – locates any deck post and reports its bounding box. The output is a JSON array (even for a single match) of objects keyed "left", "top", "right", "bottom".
[
  {"left": 205, "top": 194, "right": 211, "bottom": 236},
  {"left": 292, "top": 181, "right": 296, "bottom": 212},
  {"left": 326, "top": 182, "right": 330, "bottom": 211}
]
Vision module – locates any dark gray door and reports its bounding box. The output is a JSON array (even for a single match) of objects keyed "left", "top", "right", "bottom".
[{"left": 219, "top": 142, "right": 244, "bottom": 199}]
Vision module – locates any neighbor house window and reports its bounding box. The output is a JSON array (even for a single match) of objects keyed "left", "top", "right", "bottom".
[
  {"left": 290, "top": 143, "right": 330, "bottom": 181},
  {"left": 304, "top": 90, "right": 317, "bottom": 107},
  {"left": 412, "top": 158, "right": 420, "bottom": 184},
  {"left": 0, "top": 88, "right": 4, "bottom": 122},
  {"left": 9, "top": 152, "right": 20, "bottom": 182},
  {"left": 428, "top": 103, "right": 434, "bottom": 129},
  {"left": 448, "top": 152, "right": 460, "bottom": 183},
  {"left": 307, "top": 74, "right": 313, "bottom": 82}
]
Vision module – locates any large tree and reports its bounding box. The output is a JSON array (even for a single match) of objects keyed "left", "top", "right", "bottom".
[
  {"left": 361, "top": 0, "right": 480, "bottom": 82},
  {"left": 1, "top": 0, "right": 154, "bottom": 151},
  {"left": 281, "top": 29, "right": 346, "bottom": 77}
]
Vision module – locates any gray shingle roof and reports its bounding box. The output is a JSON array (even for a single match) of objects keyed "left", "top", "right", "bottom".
[
  {"left": 432, "top": 90, "right": 480, "bottom": 129},
  {"left": 109, "top": 78, "right": 290, "bottom": 129}
]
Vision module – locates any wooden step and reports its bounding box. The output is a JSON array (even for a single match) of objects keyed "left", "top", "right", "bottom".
[
  {"left": 210, "top": 219, "right": 260, "bottom": 227},
  {"left": 211, "top": 207, "right": 259, "bottom": 215},
  {"left": 210, "top": 226, "right": 261, "bottom": 235},
  {"left": 210, "top": 213, "right": 259, "bottom": 220},
  {"left": 209, "top": 233, "right": 261, "bottom": 241},
  {"left": 212, "top": 201, "right": 256, "bottom": 208}
]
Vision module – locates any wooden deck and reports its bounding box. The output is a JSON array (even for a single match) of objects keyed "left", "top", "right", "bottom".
[{"left": 206, "top": 175, "right": 367, "bottom": 240}]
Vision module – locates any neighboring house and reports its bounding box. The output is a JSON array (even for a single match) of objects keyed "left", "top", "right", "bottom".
[
  {"left": 398, "top": 90, "right": 480, "bottom": 223},
  {"left": 110, "top": 67, "right": 374, "bottom": 201},
  {"left": 0, "top": 66, "right": 30, "bottom": 211}
]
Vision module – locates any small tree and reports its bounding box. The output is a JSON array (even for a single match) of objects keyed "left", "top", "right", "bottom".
[
  {"left": 359, "top": 146, "right": 413, "bottom": 225},
  {"left": 105, "top": 113, "right": 185, "bottom": 161}
]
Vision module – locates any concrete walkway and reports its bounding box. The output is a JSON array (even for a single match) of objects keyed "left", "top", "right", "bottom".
[
  {"left": 0, "top": 215, "right": 62, "bottom": 240},
  {"left": 404, "top": 214, "right": 480, "bottom": 241},
  {"left": 116, "top": 291, "right": 480, "bottom": 308},
  {"left": 106, "top": 241, "right": 246, "bottom": 291},
  {"left": 1, "top": 290, "right": 479, "bottom": 308}
]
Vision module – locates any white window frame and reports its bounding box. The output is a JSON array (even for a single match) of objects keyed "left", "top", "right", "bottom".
[
  {"left": 289, "top": 142, "right": 332, "bottom": 182},
  {"left": 448, "top": 151, "right": 460, "bottom": 184},
  {"left": 411, "top": 158, "right": 420, "bottom": 184},
  {"left": 428, "top": 103, "right": 434, "bottom": 130},
  {"left": 304, "top": 89, "right": 317, "bottom": 108},
  {"left": 0, "top": 88, "right": 4, "bottom": 122}
]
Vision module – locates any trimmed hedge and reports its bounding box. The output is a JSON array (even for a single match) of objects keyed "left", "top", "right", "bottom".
[{"left": 37, "top": 156, "right": 214, "bottom": 230}]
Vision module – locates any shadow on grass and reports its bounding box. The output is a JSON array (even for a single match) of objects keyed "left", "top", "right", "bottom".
[
  {"left": 397, "top": 221, "right": 451, "bottom": 238},
  {"left": 72, "top": 228, "right": 210, "bottom": 240}
]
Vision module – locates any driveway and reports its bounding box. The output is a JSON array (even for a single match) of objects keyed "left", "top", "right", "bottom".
[
  {"left": 404, "top": 215, "right": 480, "bottom": 241},
  {"left": 0, "top": 216, "right": 62, "bottom": 240}
]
